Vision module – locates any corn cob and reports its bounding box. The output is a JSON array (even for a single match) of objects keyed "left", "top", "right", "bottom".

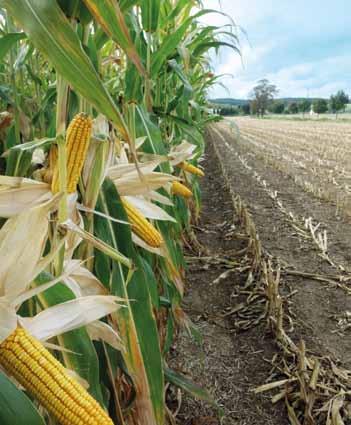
[
  {"left": 0, "top": 327, "right": 113, "bottom": 425},
  {"left": 177, "top": 161, "right": 204, "bottom": 177},
  {"left": 122, "top": 198, "right": 163, "bottom": 247},
  {"left": 171, "top": 181, "right": 193, "bottom": 198},
  {"left": 52, "top": 113, "right": 92, "bottom": 194},
  {"left": 43, "top": 144, "right": 58, "bottom": 185}
]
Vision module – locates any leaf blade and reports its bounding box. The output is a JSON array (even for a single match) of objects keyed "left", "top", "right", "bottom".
[
  {"left": 0, "top": 370, "right": 45, "bottom": 425},
  {"left": 2, "top": 0, "right": 129, "bottom": 138},
  {"left": 83, "top": 0, "right": 146, "bottom": 76}
]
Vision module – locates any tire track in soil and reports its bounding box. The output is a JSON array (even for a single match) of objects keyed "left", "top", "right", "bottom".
[
  {"left": 210, "top": 120, "right": 351, "bottom": 368},
  {"left": 170, "top": 137, "right": 288, "bottom": 425}
]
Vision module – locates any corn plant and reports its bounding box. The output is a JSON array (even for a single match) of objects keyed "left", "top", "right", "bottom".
[{"left": 0, "top": 1, "right": 238, "bottom": 424}]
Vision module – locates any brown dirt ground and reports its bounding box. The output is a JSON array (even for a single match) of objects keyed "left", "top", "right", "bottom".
[
  {"left": 212, "top": 119, "right": 351, "bottom": 367},
  {"left": 170, "top": 119, "right": 351, "bottom": 424},
  {"left": 169, "top": 134, "right": 288, "bottom": 425}
]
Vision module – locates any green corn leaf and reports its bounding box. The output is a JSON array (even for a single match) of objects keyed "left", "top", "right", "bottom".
[
  {"left": 168, "top": 59, "right": 192, "bottom": 91},
  {"left": 140, "top": 0, "right": 160, "bottom": 33},
  {"left": 193, "top": 41, "right": 239, "bottom": 58},
  {"left": 160, "top": 278, "right": 176, "bottom": 356},
  {"left": 5, "top": 147, "right": 33, "bottom": 177},
  {"left": 34, "top": 272, "right": 106, "bottom": 407},
  {"left": 159, "top": 0, "right": 190, "bottom": 27},
  {"left": 124, "top": 29, "right": 145, "bottom": 103},
  {"left": 57, "top": 0, "right": 92, "bottom": 25},
  {"left": 1, "top": 0, "right": 130, "bottom": 140},
  {"left": 151, "top": 9, "right": 228, "bottom": 77},
  {"left": 151, "top": 18, "right": 190, "bottom": 77},
  {"left": 0, "top": 371, "right": 45, "bottom": 425},
  {"left": 13, "top": 42, "right": 32, "bottom": 70},
  {"left": 96, "top": 179, "right": 164, "bottom": 425},
  {"left": 139, "top": 256, "right": 160, "bottom": 309},
  {"left": 167, "top": 59, "right": 193, "bottom": 119},
  {"left": 164, "top": 365, "right": 214, "bottom": 403},
  {"left": 83, "top": 0, "right": 146, "bottom": 76},
  {"left": 0, "top": 32, "right": 26, "bottom": 61},
  {"left": 25, "top": 63, "right": 42, "bottom": 86},
  {"left": 135, "top": 106, "right": 171, "bottom": 174},
  {"left": 163, "top": 111, "right": 204, "bottom": 149},
  {"left": 0, "top": 84, "right": 12, "bottom": 105},
  {"left": 10, "top": 136, "right": 54, "bottom": 152},
  {"left": 5, "top": 126, "right": 16, "bottom": 150},
  {"left": 93, "top": 27, "right": 109, "bottom": 50},
  {"left": 119, "top": 0, "right": 138, "bottom": 12}
]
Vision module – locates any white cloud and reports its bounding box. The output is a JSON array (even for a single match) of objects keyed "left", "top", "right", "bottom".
[
  {"left": 202, "top": 0, "right": 351, "bottom": 99},
  {"left": 265, "top": 55, "right": 351, "bottom": 98},
  {"left": 201, "top": 0, "right": 271, "bottom": 28},
  {"left": 217, "top": 43, "right": 275, "bottom": 75},
  {"left": 210, "top": 54, "right": 351, "bottom": 99},
  {"left": 208, "top": 42, "right": 277, "bottom": 98}
]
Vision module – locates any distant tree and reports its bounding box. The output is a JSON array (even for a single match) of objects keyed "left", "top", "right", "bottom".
[
  {"left": 312, "top": 99, "right": 328, "bottom": 116},
  {"left": 250, "top": 79, "right": 278, "bottom": 117},
  {"left": 288, "top": 102, "right": 298, "bottom": 114},
  {"left": 218, "top": 105, "right": 239, "bottom": 116},
  {"left": 329, "top": 90, "right": 349, "bottom": 118},
  {"left": 337, "top": 90, "right": 349, "bottom": 112},
  {"left": 250, "top": 99, "right": 258, "bottom": 116},
  {"left": 298, "top": 99, "right": 311, "bottom": 117},
  {"left": 329, "top": 95, "right": 338, "bottom": 117},
  {"left": 241, "top": 103, "right": 250, "bottom": 115},
  {"left": 270, "top": 101, "right": 285, "bottom": 114}
]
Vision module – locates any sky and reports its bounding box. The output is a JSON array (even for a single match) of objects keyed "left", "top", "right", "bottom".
[{"left": 201, "top": 0, "right": 351, "bottom": 99}]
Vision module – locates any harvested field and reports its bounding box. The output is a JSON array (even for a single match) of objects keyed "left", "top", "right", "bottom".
[
  {"left": 170, "top": 138, "right": 287, "bottom": 425},
  {"left": 174, "top": 119, "right": 351, "bottom": 424},
  {"left": 229, "top": 117, "right": 351, "bottom": 218}
]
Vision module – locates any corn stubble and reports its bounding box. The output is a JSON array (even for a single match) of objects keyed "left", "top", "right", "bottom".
[
  {"left": 234, "top": 117, "right": 351, "bottom": 219},
  {"left": 222, "top": 153, "right": 351, "bottom": 424}
]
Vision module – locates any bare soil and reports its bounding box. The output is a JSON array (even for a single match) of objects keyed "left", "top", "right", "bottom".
[
  {"left": 212, "top": 120, "right": 351, "bottom": 367},
  {"left": 171, "top": 120, "right": 351, "bottom": 424},
  {"left": 170, "top": 134, "right": 287, "bottom": 425}
]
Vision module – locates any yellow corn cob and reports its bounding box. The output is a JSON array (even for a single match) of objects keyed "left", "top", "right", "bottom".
[
  {"left": 122, "top": 199, "right": 163, "bottom": 248},
  {"left": 52, "top": 113, "right": 92, "bottom": 194},
  {"left": 177, "top": 161, "right": 204, "bottom": 177},
  {"left": 171, "top": 181, "right": 193, "bottom": 198},
  {"left": 0, "top": 327, "right": 113, "bottom": 425},
  {"left": 43, "top": 144, "right": 58, "bottom": 185}
]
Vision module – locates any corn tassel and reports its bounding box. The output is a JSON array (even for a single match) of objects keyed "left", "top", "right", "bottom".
[
  {"left": 122, "top": 199, "right": 163, "bottom": 247},
  {"left": 52, "top": 113, "right": 92, "bottom": 194},
  {"left": 177, "top": 161, "right": 204, "bottom": 177},
  {"left": 171, "top": 181, "right": 193, "bottom": 198},
  {"left": 0, "top": 327, "right": 113, "bottom": 425}
]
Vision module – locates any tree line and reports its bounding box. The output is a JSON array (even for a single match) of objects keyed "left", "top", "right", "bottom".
[
  {"left": 214, "top": 79, "right": 350, "bottom": 118},
  {"left": 249, "top": 79, "right": 349, "bottom": 118}
]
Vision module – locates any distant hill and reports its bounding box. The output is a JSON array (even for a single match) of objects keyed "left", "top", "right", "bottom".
[
  {"left": 210, "top": 98, "right": 248, "bottom": 106},
  {"left": 277, "top": 97, "right": 325, "bottom": 103},
  {"left": 209, "top": 97, "right": 325, "bottom": 106}
]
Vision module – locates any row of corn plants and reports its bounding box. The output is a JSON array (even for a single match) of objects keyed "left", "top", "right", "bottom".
[{"left": 0, "top": 1, "right": 238, "bottom": 424}]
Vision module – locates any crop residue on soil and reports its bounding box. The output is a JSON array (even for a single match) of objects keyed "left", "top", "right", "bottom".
[
  {"left": 210, "top": 120, "right": 351, "bottom": 368},
  {"left": 171, "top": 120, "right": 351, "bottom": 425},
  {"left": 169, "top": 137, "right": 287, "bottom": 425}
]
